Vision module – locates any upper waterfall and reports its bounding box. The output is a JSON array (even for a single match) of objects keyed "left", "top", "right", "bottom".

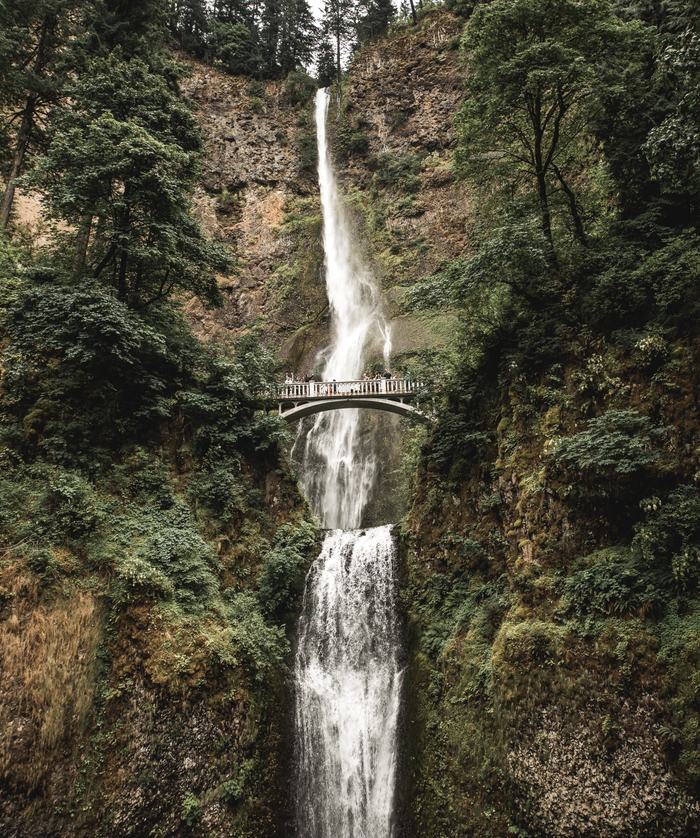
[{"left": 294, "top": 89, "right": 392, "bottom": 529}]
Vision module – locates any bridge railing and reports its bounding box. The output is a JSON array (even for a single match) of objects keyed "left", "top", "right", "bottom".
[{"left": 261, "top": 378, "right": 425, "bottom": 400}]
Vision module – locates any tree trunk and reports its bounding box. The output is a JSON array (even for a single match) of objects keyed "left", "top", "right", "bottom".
[
  {"left": 0, "top": 100, "right": 35, "bottom": 230},
  {"left": 408, "top": 0, "right": 418, "bottom": 25},
  {"left": 533, "top": 147, "right": 553, "bottom": 247},
  {"left": 552, "top": 163, "right": 587, "bottom": 245},
  {"left": 336, "top": 31, "right": 341, "bottom": 86},
  {"left": 72, "top": 214, "right": 93, "bottom": 277},
  {"left": 529, "top": 94, "right": 554, "bottom": 251},
  {"left": 0, "top": 17, "right": 54, "bottom": 231}
]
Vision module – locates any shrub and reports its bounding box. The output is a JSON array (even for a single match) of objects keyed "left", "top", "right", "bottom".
[
  {"left": 633, "top": 486, "right": 700, "bottom": 588},
  {"left": 181, "top": 792, "right": 202, "bottom": 826},
  {"left": 372, "top": 152, "right": 422, "bottom": 193},
  {"left": 562, "top": 547, "right": 670, "bottom": 619},
  {"left": 284, "top": 70, "right": 316, "bottom": 106},
  {"left": 296, "top": 131, "right": 318, "bottom": 172},
  {"left": 225, "top": 592, "right": 287, "bottom": 681},
  {"left": 257, "top": 520, "right": 317, "bottom": 620},
  {"left": 40, "top": 470, "right": 106, "bottom": 541},
  {"left": 548, "top": 409, "right": 666, "bottom": 477},
  {"left": 493, "top": 619, "right": 565, "bottom": 668}
]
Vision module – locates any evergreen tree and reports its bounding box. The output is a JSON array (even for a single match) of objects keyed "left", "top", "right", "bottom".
[
  {"left": 211, "top": 19, "right": 262, "bottom": 75},
  {"left": 0, "top": 0, "right": 87, "bottom": 229},
  {"left": 278, "top": 0, "right": 318, "bottom": 76},
  {"left": 316, "top": 34, "right": 337, "bottom": 86},
  {"left": 322, "top": 0, "right": 355, "bottom": 84},
  {"left": 169, "top": 0, "right": 209, "bottom": 57},
  {"left": 260, "top": 0, "right": 281, "bottom": 76},
  {"left": 89, "top": 0, "right": 167, "bottom": 56},
  {"left": 356, "top": 0, "right": 395, "bottom": 44},
  {"left": 31, "top": 55, "right": 228, "bottom": 307}
]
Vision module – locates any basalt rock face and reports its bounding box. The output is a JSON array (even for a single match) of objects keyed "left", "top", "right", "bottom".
[
  {"left": 180, "top": 66, "right": 327, "bottom": 367},
  {"left": 180, "top": 11, "right": 470, "bottom": 374},
  {"left": 331, "top": 11, "right": 469, "bottom": 364}
]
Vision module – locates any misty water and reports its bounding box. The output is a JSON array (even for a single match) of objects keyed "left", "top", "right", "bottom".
[{"left": 293, "top": 89, "right": 403, "bottom": 838}]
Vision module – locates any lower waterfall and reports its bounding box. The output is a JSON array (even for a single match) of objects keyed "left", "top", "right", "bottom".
[
  {"left": 293, "top": 88, "right": 403, "bottom": 838},
  {"left": 294, "top": 527, "right": 402, "bottom": 838}
]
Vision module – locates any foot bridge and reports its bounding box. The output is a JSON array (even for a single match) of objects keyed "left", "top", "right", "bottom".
[{"left": 259, "top": 378, "right": 431, "bottom": 424}]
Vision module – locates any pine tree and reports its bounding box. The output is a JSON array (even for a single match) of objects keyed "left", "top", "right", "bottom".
[
  {"left": 0, "top": 0, "right": 88, "bottom": 230},
  {"left": 169, "top": 0, "right": 209, "bottom": 57},
  {"left": 31, "top": 55, "right": 228, "bottom": 306},
  {"left": 278, "top": 0, "right": 318, "bottom": 76},
  {"left": 355, "top": 0, "right": 395, "bottom": 44},
  {"left": 321, "top": 0, "right": 355, "bottom": 84},
  {"left": 260, "top": 0, "right": 281, "bottom": 75},
  {"left": 316, "top": 34, "right": 337, "bottom": 86}
]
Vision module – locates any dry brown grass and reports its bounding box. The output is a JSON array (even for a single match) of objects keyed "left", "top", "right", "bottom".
[{"left": 0, "top": 566, "right": 101, "bottom": 790}]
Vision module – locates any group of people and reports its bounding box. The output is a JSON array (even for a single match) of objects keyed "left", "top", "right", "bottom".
[
  {"left": 280, "top": 370, "right": 405, "bottom": 397},
  {"left": 283, "top": 370, "right": 400, "bottom": 385}
]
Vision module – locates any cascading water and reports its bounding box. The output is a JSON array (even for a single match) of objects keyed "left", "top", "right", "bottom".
[{"left": 293, "top": 89, "right": 403, "bottom": 838}]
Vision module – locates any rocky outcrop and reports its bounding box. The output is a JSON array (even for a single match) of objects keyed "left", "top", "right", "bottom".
[
  {"left": 180, "top": 66, "right": 326, "bottom": 360},
  {"left": 181, "top": 11, "right": 471, "bottom": 372}
]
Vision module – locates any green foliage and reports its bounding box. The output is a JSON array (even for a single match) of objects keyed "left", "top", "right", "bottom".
[
  {"left": 549, "top": 409, "right": 667, "bottom": 477},
  {"left": 296, "top": 131, "right": 318, "bottom": 172},
  {"left": 372, "top": 152, "right": 422, "bottom": 193},
  {"left": 257, "top": 520, "right": 317, "bottom": 620},
  {"left": 643, "top": 4, "right": 700, "bottom": 199},
  {"left": 1, "top": 275, "right": 186, "bottom": 464},
  {"left": 585, "top": 226, "right": 700, "bottom": 330},
  {"left": 211, "top": 21, "right": 261, "bottom": 75},
  {"left": 494, "top": 619, "right": 565, "bottom": 668},
  {"left": 225, "top": 592, "right": 288, "bottom": 681},
  {"left": 633, "top": 486, "right": 700, "bottom": 588},
  {"left": 284, "top": 70, "right": 316, "bottom": 106},
  {"left": 562, "top": 547, "right": 670, "bottom": 618},
  {"left": 457, "top": 0, "right": 648, "bottom": 246},
  {"left": 181, "top": 792, "right": 202, "bottom": 826},
  {"left": 217, "top": 758, "right": 256, "bottom": 805},
  {"left": 29, "top": 54, "right": 228, "bottom": 308}
]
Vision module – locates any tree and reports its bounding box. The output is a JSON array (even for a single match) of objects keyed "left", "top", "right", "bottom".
[
  {"left": 31, "top": 55, "right": 228, "bottom": 308},
  {"left": 643, "top": 0, "right": 700, "bottom": 203},
  {"left": 322, "top": 0, "right": 355, "bottom": 85},
  {"left": 355, "top": 0, "right": 395, "bottom": 44},
  {"left": 260, "top": 0, "right": 281, "bottom": 76},
  {"left": 88, "top": 0, "right": 168, "bottom": 56},
  {"left": 0, "top": 0, "right": 86, "bottom": 229},
  {"left": 278, "top": 0, "right": 318, "bottom": 76},
  {"left": 457, "top": 0, "right": 646, "bottom": 249},
  {"left": 211, "top": 21, "right": 262, "bottom": 75},
  {"left": 316, "top": 34, "right": 337, "bottom": 87},
  {"left": 169, "top": 0, "right": 209, "bottom": 57}
]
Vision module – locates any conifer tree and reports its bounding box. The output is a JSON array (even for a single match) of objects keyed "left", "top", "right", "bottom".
[
  {"left": 0, "top": 0, "right": 86, "bottom": 229},
  {"left": 321, "top": 0, "right": 355, "bottom": 84},
  {"left": 316, "top": 34, "right": 337, "bottom": 87},
  {"left": 356, "top": 0, "right": 395, "bottom": 43},
  {"left": 169, "top": 0, "right": 209, "bottom": 57},
  {"left": 278, "top": 0, "right": 318, "bottom": 76},
  {"left": 31, "top": 55, "right": 228, "bottom": 306}
]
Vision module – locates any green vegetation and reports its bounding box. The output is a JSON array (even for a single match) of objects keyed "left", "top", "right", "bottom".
[
  {"left": 403, "top": 0, "right": 700, "bottom": 834},
  {"left": 0, "top": 3, "right": 317, "bottom": 835}
]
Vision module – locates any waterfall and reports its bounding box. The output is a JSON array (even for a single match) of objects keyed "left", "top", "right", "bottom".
[
  {"left": 293, "top": 89, "right": 402, "bottom": 838},
  {"left": 294, "top": 88, "right": 392, "bottom": 530}
]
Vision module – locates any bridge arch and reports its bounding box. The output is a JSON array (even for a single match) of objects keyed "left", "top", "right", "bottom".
[{"left": 279, "top": 397, "right": 431, "bottom": 424}]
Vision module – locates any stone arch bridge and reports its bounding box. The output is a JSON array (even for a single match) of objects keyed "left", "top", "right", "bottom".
[{"left": 258, "top": 378, "right": 431, "bottom": 424}]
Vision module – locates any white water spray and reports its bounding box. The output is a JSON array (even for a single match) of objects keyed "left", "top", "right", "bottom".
[
  {"left": 293, "top": 89, "right": 402, "bottom": 838},
  {"left": 295, "top": 88, "right": 392, "bottom": 530}
]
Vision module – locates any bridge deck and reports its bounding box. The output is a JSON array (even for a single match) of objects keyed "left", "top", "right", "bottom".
[{"left": 264, "top": 378, "right": 423, "bottom": 402}]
